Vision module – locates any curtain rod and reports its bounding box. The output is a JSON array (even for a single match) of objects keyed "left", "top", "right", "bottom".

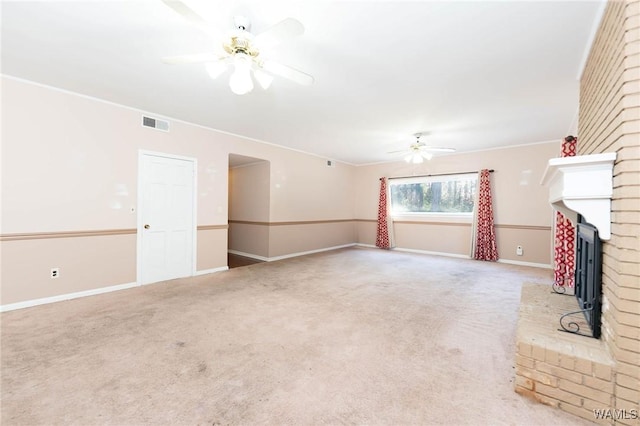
[{"left": 381, "top": 169, "right": 494, "bottom": 181}]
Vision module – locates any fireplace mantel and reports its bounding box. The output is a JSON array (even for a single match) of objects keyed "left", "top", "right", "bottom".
[{"left": 540, "top": 152, "right": 616, "bottom": 240}]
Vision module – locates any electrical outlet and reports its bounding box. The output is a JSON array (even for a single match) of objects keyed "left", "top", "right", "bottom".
[
  {"left": 51, "top": 268, "right": 60, "bottom": 279},
  {"left": 516, "top": 246, "right": 523, "bottom": 256}
]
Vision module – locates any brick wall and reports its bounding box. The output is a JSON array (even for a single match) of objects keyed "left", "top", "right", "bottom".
[
  {"left": 515, "top": 2, "right": 639, "bottom": 424},
  {"left": 516, "top": 343, "right": 616, "bottom": 425},
  {"left": 578, "top": 1, "right": 640, "bottom": 424},
  {"left": 514, "top": 283, "right": 617, "bottom": 424}
]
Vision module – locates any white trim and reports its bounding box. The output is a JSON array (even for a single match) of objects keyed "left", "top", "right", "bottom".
[
  {"left": 357, "top": 140, "right": 560, "bottom": 167},
  {"left": 392, "top": 247, "right": 470, "bottom": 259},
  {"left": 227, "top": 250, "right": 269, "bottom": 262},
  {"left": 0, "top": 282, "right": 138, "bottom": 312},
  {"left": 229, "top": 244, "right": 357, "bottom": 263},
  {"left": 266, "top": 244, "right": 357, "bottom": 262},
  {"left": 137, "top": 151, "right": 198, "bottom": 285},
  {"left": 229, "top": 160, "right": 269, "bottom": 170},
  {"left": 576, "top": 0, "right": 608, "bottom": 81},
  {"left": 357, "top": 244, "right": 552, "bottom": 269},
  {"left": 138, "top": 149, "right": 197, "bottom": 163},
  {"left": 541, "top": 152, "right": 616, "bottom": 240},
  {"left": 136, "top": 153, "right": 144, "bottom": 285},
  {"left": 1, "top": 75, "right": 354, "bottom": 167},
  {"left": 497, "top": 259, "right": 552, "bottom": 269},
  {"left": 194, "top": 266, "right": 229, "bottom": 276},
  {"left": 355, "top": 244, "right": 470, "bottom": 259}
]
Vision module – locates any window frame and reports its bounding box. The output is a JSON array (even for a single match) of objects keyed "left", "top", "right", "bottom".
[{"left": 387, "top": 173, "right": 478, "bottom": 219}]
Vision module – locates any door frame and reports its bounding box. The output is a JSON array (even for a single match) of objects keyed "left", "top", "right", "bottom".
[{"left": 136, "top": 149, "right": 198, "bottom": 285}]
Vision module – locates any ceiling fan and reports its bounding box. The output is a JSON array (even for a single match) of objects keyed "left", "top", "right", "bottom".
[
  {"left": 160, "top": 0, "right": 314, "bottom": 95},
  {"left": 388, "top": 133, "right": 456, "bottom": 164}
]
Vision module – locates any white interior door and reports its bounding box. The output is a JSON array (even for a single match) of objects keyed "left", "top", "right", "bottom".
[{"left": 138, "top": 152, "right": 196, "bottom": 285}]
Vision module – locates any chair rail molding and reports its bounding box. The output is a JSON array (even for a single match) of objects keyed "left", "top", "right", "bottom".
[{"left": 540, "top": 152, "right": 616, "bottom": 240}]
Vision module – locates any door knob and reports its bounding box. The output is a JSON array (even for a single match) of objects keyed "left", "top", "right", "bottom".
[{"left": 144, "top": 224, "right": 150, "bottom": 229}]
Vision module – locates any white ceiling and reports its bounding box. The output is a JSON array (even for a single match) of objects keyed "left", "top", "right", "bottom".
[{"left": 2, "top": 0, "right": 604, "bottom": 165}]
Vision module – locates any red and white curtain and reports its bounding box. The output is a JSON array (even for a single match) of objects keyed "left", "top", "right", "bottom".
[
  {"left": 554, "top": 136, "right": 578, "bottom": 287},
  {"left": 375, "top": 177, "right": 394, "bottom": 249},
  {"left": 472, "top": 169, "right": 499, "bottom": 261}
]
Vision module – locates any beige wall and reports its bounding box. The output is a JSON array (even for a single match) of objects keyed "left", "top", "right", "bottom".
[
  {"left": 577, "top": 0, "right": 640, "bottom": 420},
  {"left": 268, "top": 221, "right": 356, "bottom": 258},
  {"left": 228, "top": 161, "right": 271, "bottom": 257},
  {"left": 354, "top": 142, "right": 559, "bottom": 265},
  {"left": 228, "top": 223, "right": 270, "bottom": 258},
  {"left": 227, "top": 150, "right": 358, "bottom": 260},
  {"left": 1, "top": 233, "right": 136, "bottom": 304},
  {"left": 0, "top": 77, "right": 357, "bottom": 305},
  {"left": 263, "top": 157, "right": 358, "bottom": 258},
  {"left": 1, "top": 74, "right": 571, "bottom": 306},
  {"left": 229, "top": 161, "right": 270, "bottom": 222},
  {"left": 196, "top": 227, "right": 228, "bottom": 272}
]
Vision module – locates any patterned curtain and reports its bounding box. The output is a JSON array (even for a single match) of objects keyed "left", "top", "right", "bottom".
[
  {"left": 554, "top": 136, "right": 578, "bottom": 287},
  {"left": 473, "top": 169, "right": 499, "bottom": 261},
  {"left": 375, "top": 177, "right": 391, "bottom": 249}
]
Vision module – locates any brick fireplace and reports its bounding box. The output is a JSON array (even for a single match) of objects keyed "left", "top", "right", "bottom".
[
  {"left": 515, "top": 152, "right": 618, "bottom": 423},
  {"left": 514, "top": 1, "right": 640, "bottom": 424},
  {"left": 515, "top": 283, "right": 616, "bottom": 423}
]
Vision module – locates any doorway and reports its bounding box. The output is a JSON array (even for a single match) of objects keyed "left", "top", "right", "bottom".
[
  {"left": 137, "top": 151, "right": 196, "bottom": 284},
  {"left": 228, "top": 154, "right": 270, "bottom": 267}
]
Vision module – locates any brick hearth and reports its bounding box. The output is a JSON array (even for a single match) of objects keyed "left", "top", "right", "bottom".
[{"left": 515, "top": 283, "right": 616, "bottom": 424}]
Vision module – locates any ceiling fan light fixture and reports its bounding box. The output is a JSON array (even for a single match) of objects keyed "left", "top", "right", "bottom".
[
  {"left": 407, "top": 153, "right": 424, "bottom": 164},
  {"left": 229, "top": 53, "right": 254, "bottom": 95},
  {"left": 254, "top": 69, "right": 274, "bottom": 90},
  {"left": 160, "top": 3, "right": 314, "bottom": 95},
  {"left": 205, "top": 61, "right": 227, "bottom": 79}
]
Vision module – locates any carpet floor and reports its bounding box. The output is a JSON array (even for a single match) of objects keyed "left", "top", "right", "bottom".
[{"left": 1, "top": 247, "right": 594, "bottom": 425}]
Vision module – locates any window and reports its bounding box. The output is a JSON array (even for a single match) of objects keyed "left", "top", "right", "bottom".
[{"left": 389, "top": 173, "right": 477, "bottom": 215}]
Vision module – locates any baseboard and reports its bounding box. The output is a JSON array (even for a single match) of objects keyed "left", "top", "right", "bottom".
[
  {"left": 1, "top": 265, "right": 234, "bottom": 312},
  {"left": 229, "top": 244, "right": 357, "bottom": 263},
  {"left": 356, "top": 244, "right": 552, "bottom": 269},
  {"left": 355, "top": 244, "right": 470, "bottom": 259},
  {"left": 0, "top": 281, "right": 138, "bottom": 313},
  {"left": 497, "top": 259, "right": 552, "bottom": 269},
  {"left": 267, "top": 243, "right": 357, "bottom": 261},
  {"left": 393, "top": 247, "right": 471, "bottom": 259},
  {"left": 194, "top": 266, "right": 229, "bottom": 276},
  {"left": 227, "top": 250, "right": 269, "bottom": 262}
]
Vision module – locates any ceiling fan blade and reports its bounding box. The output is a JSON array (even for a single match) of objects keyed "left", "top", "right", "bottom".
[
  {"left": 387, "top": 149, "right": 408, "bottom": 154},
  {"left": 162, "top": 0, "right": 208, "bottom": 27},
  {"left": 261, "top": 60, "right": 314, "bottom": 86},
  {"left": 420, "top": 147, "right": 456, "bottom": 153},
  {"left": 162, "top": 53, "right": 223, "bottom": 64},
  {"left": 254, "top": 17, "right": 304, "bottom": 50}
]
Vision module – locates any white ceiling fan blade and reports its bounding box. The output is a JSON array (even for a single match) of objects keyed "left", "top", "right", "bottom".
[
  {"left": 162, "top": 0, "right": 213, "bottom": 32},
  {"left": 387, "top": 149, "right": 407, "bottom": 154},
  {"left": 162, "top": 53, "right": 223, "bottom": 64},
  {"left": 261, "top": 60, "right": 314, "bottom": 86},
  {"left": 253, "top": 69, "right": 274, "bottom": 90},
  {"left": 254, "top": 17, "right": 304, "bottom": 50},
  {"left": 206, "top": 57, "right": 233, "bottom": 79},
  {"left": 420, "top": 147, "right": 456, "bottom": 153}
]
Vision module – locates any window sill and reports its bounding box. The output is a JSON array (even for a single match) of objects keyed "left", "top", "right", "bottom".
[{"left": 391, "top": 213, "right": 473, "bottom": 224}]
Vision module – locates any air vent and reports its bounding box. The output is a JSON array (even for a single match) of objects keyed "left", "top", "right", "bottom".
[{"left": 142, "top": 116, "right": 169, "bottom": 132}]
